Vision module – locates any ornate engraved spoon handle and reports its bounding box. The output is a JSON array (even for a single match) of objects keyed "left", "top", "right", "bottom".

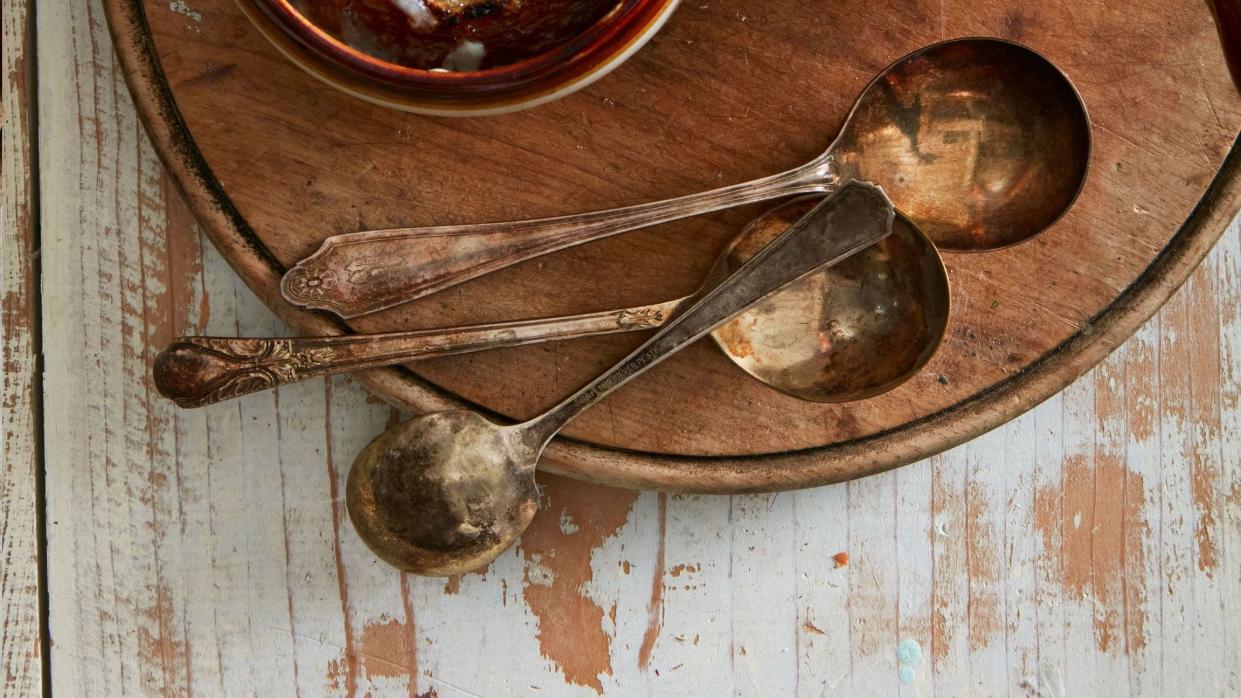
[
  {"left": 282, "top": 157, "right": 837, "bottom": 319},
  {"left": 153, "top": 299, "right": 683, "bottom": 408}
]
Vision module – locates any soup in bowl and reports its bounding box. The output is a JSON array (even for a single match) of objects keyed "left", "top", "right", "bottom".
[{"left": 239, "top": 0, "right": 682, "bottom": 114}]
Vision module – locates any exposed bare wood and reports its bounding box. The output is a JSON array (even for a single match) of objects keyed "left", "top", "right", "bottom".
[{"left": 1, "top": 0, "right": 43, "bottom": 694}]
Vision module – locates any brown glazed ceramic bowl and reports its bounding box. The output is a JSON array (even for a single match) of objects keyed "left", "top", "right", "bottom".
[{"left": 237, "top": 0, "right": 682, "bottom": 115}]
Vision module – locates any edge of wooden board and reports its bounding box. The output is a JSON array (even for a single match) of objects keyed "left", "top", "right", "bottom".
[{"left": 104, "top": 0, "right": 1241, "bottom": 494}]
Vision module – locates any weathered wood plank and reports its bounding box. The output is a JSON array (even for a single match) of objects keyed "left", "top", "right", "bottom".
[
  {"left": 1216, "top": 202, "right": 1241, "bottom": 698},
  {"left": 38, "top": 0, "right": 1241, "bottom": 695},
  {"left": 40, "top": 0, "right": 187, "bottom": 691},
  {"left": 1, "top": 0, "right": 43, "bottom": 694},
  {"left": 792, "top": 481, "right": 851, "bottom": 695},
  {"left": 1000, "top": 411, "right": 1039, "bottom": 691},
  {"left": 845, "top": 473, "right": 900, "bottom": 694},
  {"left": 1121, "top": 320, "right": 1162, "bottom": 697},
  {"left": 1031, "top": 393, "right": 1068, "bottom": 695}
]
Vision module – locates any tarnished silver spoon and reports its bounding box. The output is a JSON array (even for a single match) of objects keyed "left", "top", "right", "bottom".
[
  {"left": 283, "top": 37, "right": 1089, "bottom": 318},
  {"left": 347, "top": 181, "right": 894, "bottom": 575}
]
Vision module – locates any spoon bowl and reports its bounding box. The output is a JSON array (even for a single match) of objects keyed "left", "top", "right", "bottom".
[
  {"left": 348, "top": 411, "right": 539, "bottom": 576},
  {"left": 713, "top": 197, "right": 950, "bottom": 402},
  {"left": 832, "top": 38, "right": 1092, "bottom": 251}
]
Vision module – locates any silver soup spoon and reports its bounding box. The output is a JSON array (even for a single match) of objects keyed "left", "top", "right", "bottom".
[{"left": 283, "top": 37, "right": 1089, "bottom": 318}]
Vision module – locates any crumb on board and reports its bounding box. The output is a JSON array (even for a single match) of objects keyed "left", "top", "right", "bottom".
[
  {"left": 833, "top": 551, "right": 849, "bottom": 568},
  {"left": 169, "top": 0, "right": 202, "bottom": 23}
]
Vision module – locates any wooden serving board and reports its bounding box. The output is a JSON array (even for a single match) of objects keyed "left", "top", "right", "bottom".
[{"left": 108, "top": 0, "right": 1241, "bottom": 492}]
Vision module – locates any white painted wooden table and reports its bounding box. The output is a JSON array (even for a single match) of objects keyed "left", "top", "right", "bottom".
[{"left": 4, "top": 0, "right": 1241, "bottom": 695}]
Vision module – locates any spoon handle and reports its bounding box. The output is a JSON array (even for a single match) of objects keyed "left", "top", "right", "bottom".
[
  {"left": 153, "top": 298, "right": 685, "bottom": 408},
  {"left": 282, "top": 157, "right": 837, "bottom": 319},
  {"left": 524, "top": 181, "right": 894, "bottom": 445}
]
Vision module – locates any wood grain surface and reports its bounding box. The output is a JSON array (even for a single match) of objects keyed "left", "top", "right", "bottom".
[
  {"left": 130, "top": 0, "right": 1241, "bottom": 471},
  {"left": 1, "top": 0, "right": 43, "bottom": 694},
  {"left": 14, "top": 0, "right": 1239, "bottom": 695}
]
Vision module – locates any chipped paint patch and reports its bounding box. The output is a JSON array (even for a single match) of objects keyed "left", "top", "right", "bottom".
[
  {"left": 325, "top": 658, "right": 345, "bottom": 691},
  {"left": 441, "top": 567, "right": 487, "bottom": 596},
  {"left": 520, "top": 476, "right": 638, "bottom": 694},
  {"left": 637, "top": 494, "right": 667, "bottom": 670},
  {"left": 1060, "top": 455, "right": 1093, "bottom": 599},
  {"left": 965, "top": 481, "right": 1001, "bottom": 652},
  {"left": 359, "top": 616, "right": 416, "bottom": 680},
  {"left": 1088, "top": 452, "right": 1127, "bottom": 653},
  {"left": 136, "top": 582, "right": 188, "bottom": 693},
  {"left": 668, "top": 562, "right": 699, "bottom": 577},
  {"left": 1122, "top": 464, "right": 1151, "bottom": 654},
  {"left": 1191, "top": 459, "right": 1220, "bottom": 573},
  {"left": 1034, "top": 455, "right": 1151, "bottom": 654}
]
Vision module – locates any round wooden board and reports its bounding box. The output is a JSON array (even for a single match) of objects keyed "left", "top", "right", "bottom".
[{"left": 108, "top": 0, "right": 1241, "bottom": 493}]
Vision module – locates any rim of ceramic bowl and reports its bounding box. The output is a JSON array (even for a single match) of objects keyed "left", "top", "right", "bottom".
[{"left": 237, "top": 0, "right": 683, "bottom": 115}]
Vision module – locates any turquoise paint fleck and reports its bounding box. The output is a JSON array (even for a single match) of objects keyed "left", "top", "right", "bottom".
[
  {"left": 896, "top": 638, "right": 922, "bottom": 665},
  {"left": 898, "top": 666, "right": 916, "bottom": 685}
]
